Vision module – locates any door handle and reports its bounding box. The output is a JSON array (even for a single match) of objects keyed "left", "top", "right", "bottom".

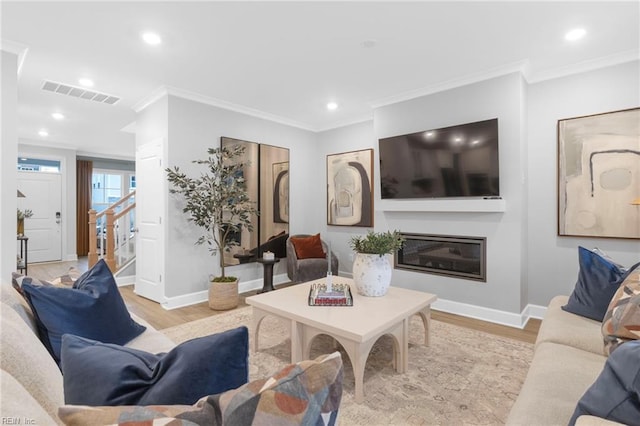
[{"left": 56, "top": 211, "right": 61, "bottom": 224}]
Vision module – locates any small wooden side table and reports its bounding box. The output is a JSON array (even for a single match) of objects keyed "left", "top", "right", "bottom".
[
  {"left": 17, "top": 235, "right": 28, "bottom": 275},
  {"left": 256, "top": 258, "right": 280, "bottom": 293}
]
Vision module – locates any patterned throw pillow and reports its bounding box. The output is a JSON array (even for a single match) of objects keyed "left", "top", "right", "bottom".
[
  {"left": 602, "top": 269, "right": 640, "bottom": 356},
  {"left": 50, "top": 267, "right": 82, "bottom": 286},
  {"left": 59, "top": 351, "right": 344, "bottom": 426},
  {"left": 11, "top": 274, "right": 62, "bottom": 296}
]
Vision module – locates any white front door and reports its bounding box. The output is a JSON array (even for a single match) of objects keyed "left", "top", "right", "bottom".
[
  {"left": 17, "top": 171, "right": 62, "bottom": 263},
  {"left": 135, "top": 140, "right": 165, "bottom": 303}
]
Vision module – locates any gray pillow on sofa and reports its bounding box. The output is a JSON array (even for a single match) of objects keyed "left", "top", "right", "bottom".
[{"left": 569, "top": 340, "right": 640, "bottom": 426}]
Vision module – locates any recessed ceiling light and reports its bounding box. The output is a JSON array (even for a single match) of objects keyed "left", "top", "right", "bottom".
[
  {"left": 51, "top": 112, "right": 65, "bottom": 120},
  {"left": 78, "top": 78, "right": 94, "bottom": 87},
  {"left": 142, "top": 31, "right": 162, "bottom": 46},
  {"left": 565, "top": 28, "right": 587, "bottom": 41},
  {"left": 38, "top": 129, "right": 49, "bottom": 137},
  {"left": 327, "top": 102, "right": 338, "bottom": 111}
]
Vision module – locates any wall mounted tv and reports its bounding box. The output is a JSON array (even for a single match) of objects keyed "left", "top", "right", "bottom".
[{"left": 379, "top": 118, "right": 499, "bottom": 199}]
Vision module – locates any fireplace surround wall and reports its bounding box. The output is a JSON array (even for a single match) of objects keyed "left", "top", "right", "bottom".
[{"left": 395, "top": 233, "right": 487, "bottom": 282}]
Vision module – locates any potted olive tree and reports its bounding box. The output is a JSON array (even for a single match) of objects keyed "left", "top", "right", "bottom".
[
  {"left": 166, "top": 144, "right": 257, "bottom": 310},
  {"left": 349, "top": 230, "right": 405, "bottom": 297}
]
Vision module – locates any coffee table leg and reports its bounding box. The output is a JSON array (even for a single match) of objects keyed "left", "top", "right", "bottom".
[
  {"left": 251, "top": 308, "right": 271, "bottom": 353},
  {"left": 290, "top": 319, "right": 304, "bottom": 362},
  {"left": 415, "top": 306, "right": 432, "bottom": 346}
]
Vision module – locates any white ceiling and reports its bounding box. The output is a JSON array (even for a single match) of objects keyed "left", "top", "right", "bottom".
[{"left": 2, "top": 1, "right": 639, "bottom": 160}]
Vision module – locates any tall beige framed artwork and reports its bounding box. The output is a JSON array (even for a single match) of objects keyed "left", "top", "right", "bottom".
[
  {"left": 327, "top": 149, "right": 374, "bottom": 227},
  {"left": 557, "top": 107, "right": 640, "bottom": 239}
]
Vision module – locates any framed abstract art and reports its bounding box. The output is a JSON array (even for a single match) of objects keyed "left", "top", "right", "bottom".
[
  {"left": 327, "top": 149, "right": 374, "bottom": 227},
  {"left": 557, "top": 108, "right": 640, "bottom": 239}
]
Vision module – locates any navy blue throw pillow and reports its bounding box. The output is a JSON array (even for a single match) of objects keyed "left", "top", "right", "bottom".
[
  {"left": 569, "top": 340, "right": 640, "bottom": 426},
  {"left": 562, "top": 247, "right": 627, "bottom": 321},
  {"left": 21, "top": 259, "right": 145, "bottom": 364},
  {"left": 61, "top": 326, "right": 249, "bottom": 406}
]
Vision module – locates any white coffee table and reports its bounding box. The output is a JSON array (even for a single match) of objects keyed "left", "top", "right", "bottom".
[{"left": 246, "top": 276, "right": 437, "bottom": 403}]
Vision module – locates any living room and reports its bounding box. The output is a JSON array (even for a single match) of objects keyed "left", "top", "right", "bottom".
[{"left": 1, "top": 2, "right": 640, "bottom": 424}]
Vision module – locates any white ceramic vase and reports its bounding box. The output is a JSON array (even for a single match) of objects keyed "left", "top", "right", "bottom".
[{"left": 352, "top": 253, "right": 393, "bottom": 297}]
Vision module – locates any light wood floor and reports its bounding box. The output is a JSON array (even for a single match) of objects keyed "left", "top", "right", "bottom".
[{"left": 27, "top": 259, "right": 541, "bottom": 344}]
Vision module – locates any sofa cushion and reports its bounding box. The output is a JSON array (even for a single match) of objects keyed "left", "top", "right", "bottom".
[
  {"left": 562, "top": 247, "right": 628, "bottom": 321},
  {"left": 20, "top": 259, "right": 146, "bottom": 363},
  {"left": 536, "top": 295, "right": 605, "bottom": 355},
  {"left": 125, "top": 312, "right": 176, "bottom": 354},
  {"left": 569, "top": 340, "right": 640, "bottom": 426},
  {"left": 291, "top": 233, "right": 326, "bottom": 259},
  {"left": 61, "top": 326, "right": 249, "bottom": 406},
  {"left": 505, "top": 341, "right": 606, "bottom": 426},
  {"left": 1, "top": 370, "right": 60, "bottom": 426},
  {"left": 602, "top": 270, "right": 640, "bottom": 356},
  {"left": 58, "top": 351, "right": 343, "bottom": 426},
  {"left": 0, "top": 303, "right": 64, "bottom": 422}
]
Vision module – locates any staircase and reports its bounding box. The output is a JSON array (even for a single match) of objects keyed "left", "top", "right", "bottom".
[{"left": 88, "top": 191, "right": 136, "bottom": 274}]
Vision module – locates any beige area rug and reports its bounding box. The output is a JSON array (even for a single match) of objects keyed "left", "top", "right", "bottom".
[{"left": 162, "top": 307, "right": 533, "bottom": 425}]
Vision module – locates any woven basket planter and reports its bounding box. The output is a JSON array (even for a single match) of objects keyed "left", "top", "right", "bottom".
[{"left": 208, "top": 279, "right": 239, "bottom": 311}]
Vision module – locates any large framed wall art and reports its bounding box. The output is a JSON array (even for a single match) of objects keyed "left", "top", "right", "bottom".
[
  {"left": 327, "top": 148, "right": 374, "bottom": 227},
  {"left": 557, "top": 107, "right": 640, "bottom": 239}
]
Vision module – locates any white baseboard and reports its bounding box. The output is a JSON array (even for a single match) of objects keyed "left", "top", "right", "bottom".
[
  {"left": 158, "top": 273, "right": 548, "bottom": 327},
  {"left": 162, "top": 290, "right": 207, "bottom": 310},
  {"left": 115, "top": 275, "right": 135, "bottom": 287},
  {"left": 161, "top": 273, "right": 290, "bottom": 310},
  {"left": 432, "top": 298, "right": 547, "bottom": 329},
  {"left": 522, "top": 303, "right": 547, "bottom": 320},
  {"left": 65, "top": 254, "right": 78, "bottom": 261}
]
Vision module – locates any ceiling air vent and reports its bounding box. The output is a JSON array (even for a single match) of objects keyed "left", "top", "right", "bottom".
[{"left": 41, "top": 80, "right": 120, "bottom": 105}]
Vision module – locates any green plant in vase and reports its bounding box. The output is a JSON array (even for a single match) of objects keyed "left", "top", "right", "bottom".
[
  {"left": 349, "top": 230, "right": 405, "bottom": 297},
  {"left": 166, "top": 145, "right": 258, "bottom": 282}
]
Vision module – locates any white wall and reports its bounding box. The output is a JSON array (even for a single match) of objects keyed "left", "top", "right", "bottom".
[
  {"left": 324, "top": 73, "right": 528, "bottom": 315},
  {"left": 132, "top": 61, "right": 638, "bottom": 319},
  {"left": 160, "top": 95, "right": 317, "bottom": 299},
  {"left": 18, "top": 142, "right": 78, "bottom": 261},
  {"left": 1, "top": 50, "right": 18, "bottom": 281},
  {"left": 527, "top": 60, "right": 640, "bottom": 306}
]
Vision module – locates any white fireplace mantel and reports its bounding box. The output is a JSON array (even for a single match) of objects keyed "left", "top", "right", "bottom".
[{"left": 377, "top": 198, "right": 506, "bottom": 213}]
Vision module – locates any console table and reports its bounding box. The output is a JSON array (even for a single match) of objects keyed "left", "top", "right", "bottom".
[
  {"left": 17, "top": 235, "right": 28, "bottom": 275},
  {"left": 256, "top": 258, "right": 280, "bottom": 293}
]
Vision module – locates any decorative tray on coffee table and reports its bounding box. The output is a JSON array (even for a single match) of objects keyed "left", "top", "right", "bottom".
[{"left": 308, "top": 282, "right": 353, "bottom": 306}]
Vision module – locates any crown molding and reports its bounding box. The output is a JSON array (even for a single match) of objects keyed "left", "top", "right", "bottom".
[
  {"left": 527, "top": 49, "right": 639, "bottom": 83},
  {"left": 134, "top": 85, "right": 317, "bottom": 132},
  {"left": 369, "top": 59, "right": 530, "bottom": 110},
  {"left": 314, "top": 113, "right": 374, "bottom": 133},
  {"left": 132, "top": 86, "right": 169, "bottom": 113},
  {"left": 1, "top": 40, "right": 29, "bottom": 76}
]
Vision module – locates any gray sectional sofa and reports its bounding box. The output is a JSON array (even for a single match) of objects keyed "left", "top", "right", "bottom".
[{"left": 507, "top": 295, "right": 621, "bottom": 426}]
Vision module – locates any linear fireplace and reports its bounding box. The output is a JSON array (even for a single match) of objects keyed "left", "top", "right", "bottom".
[{"left": 395, "top": 233, "right": 486, "bottom": 282}]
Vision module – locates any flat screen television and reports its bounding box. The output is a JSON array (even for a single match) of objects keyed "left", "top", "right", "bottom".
[{"left": 379, "top": 118, "right": 499, "bottom": 199}]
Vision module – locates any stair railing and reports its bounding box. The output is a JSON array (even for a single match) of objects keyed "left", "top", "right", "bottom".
[{"left": 88, "top": 190, "right": 136, "bottom": 272}]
